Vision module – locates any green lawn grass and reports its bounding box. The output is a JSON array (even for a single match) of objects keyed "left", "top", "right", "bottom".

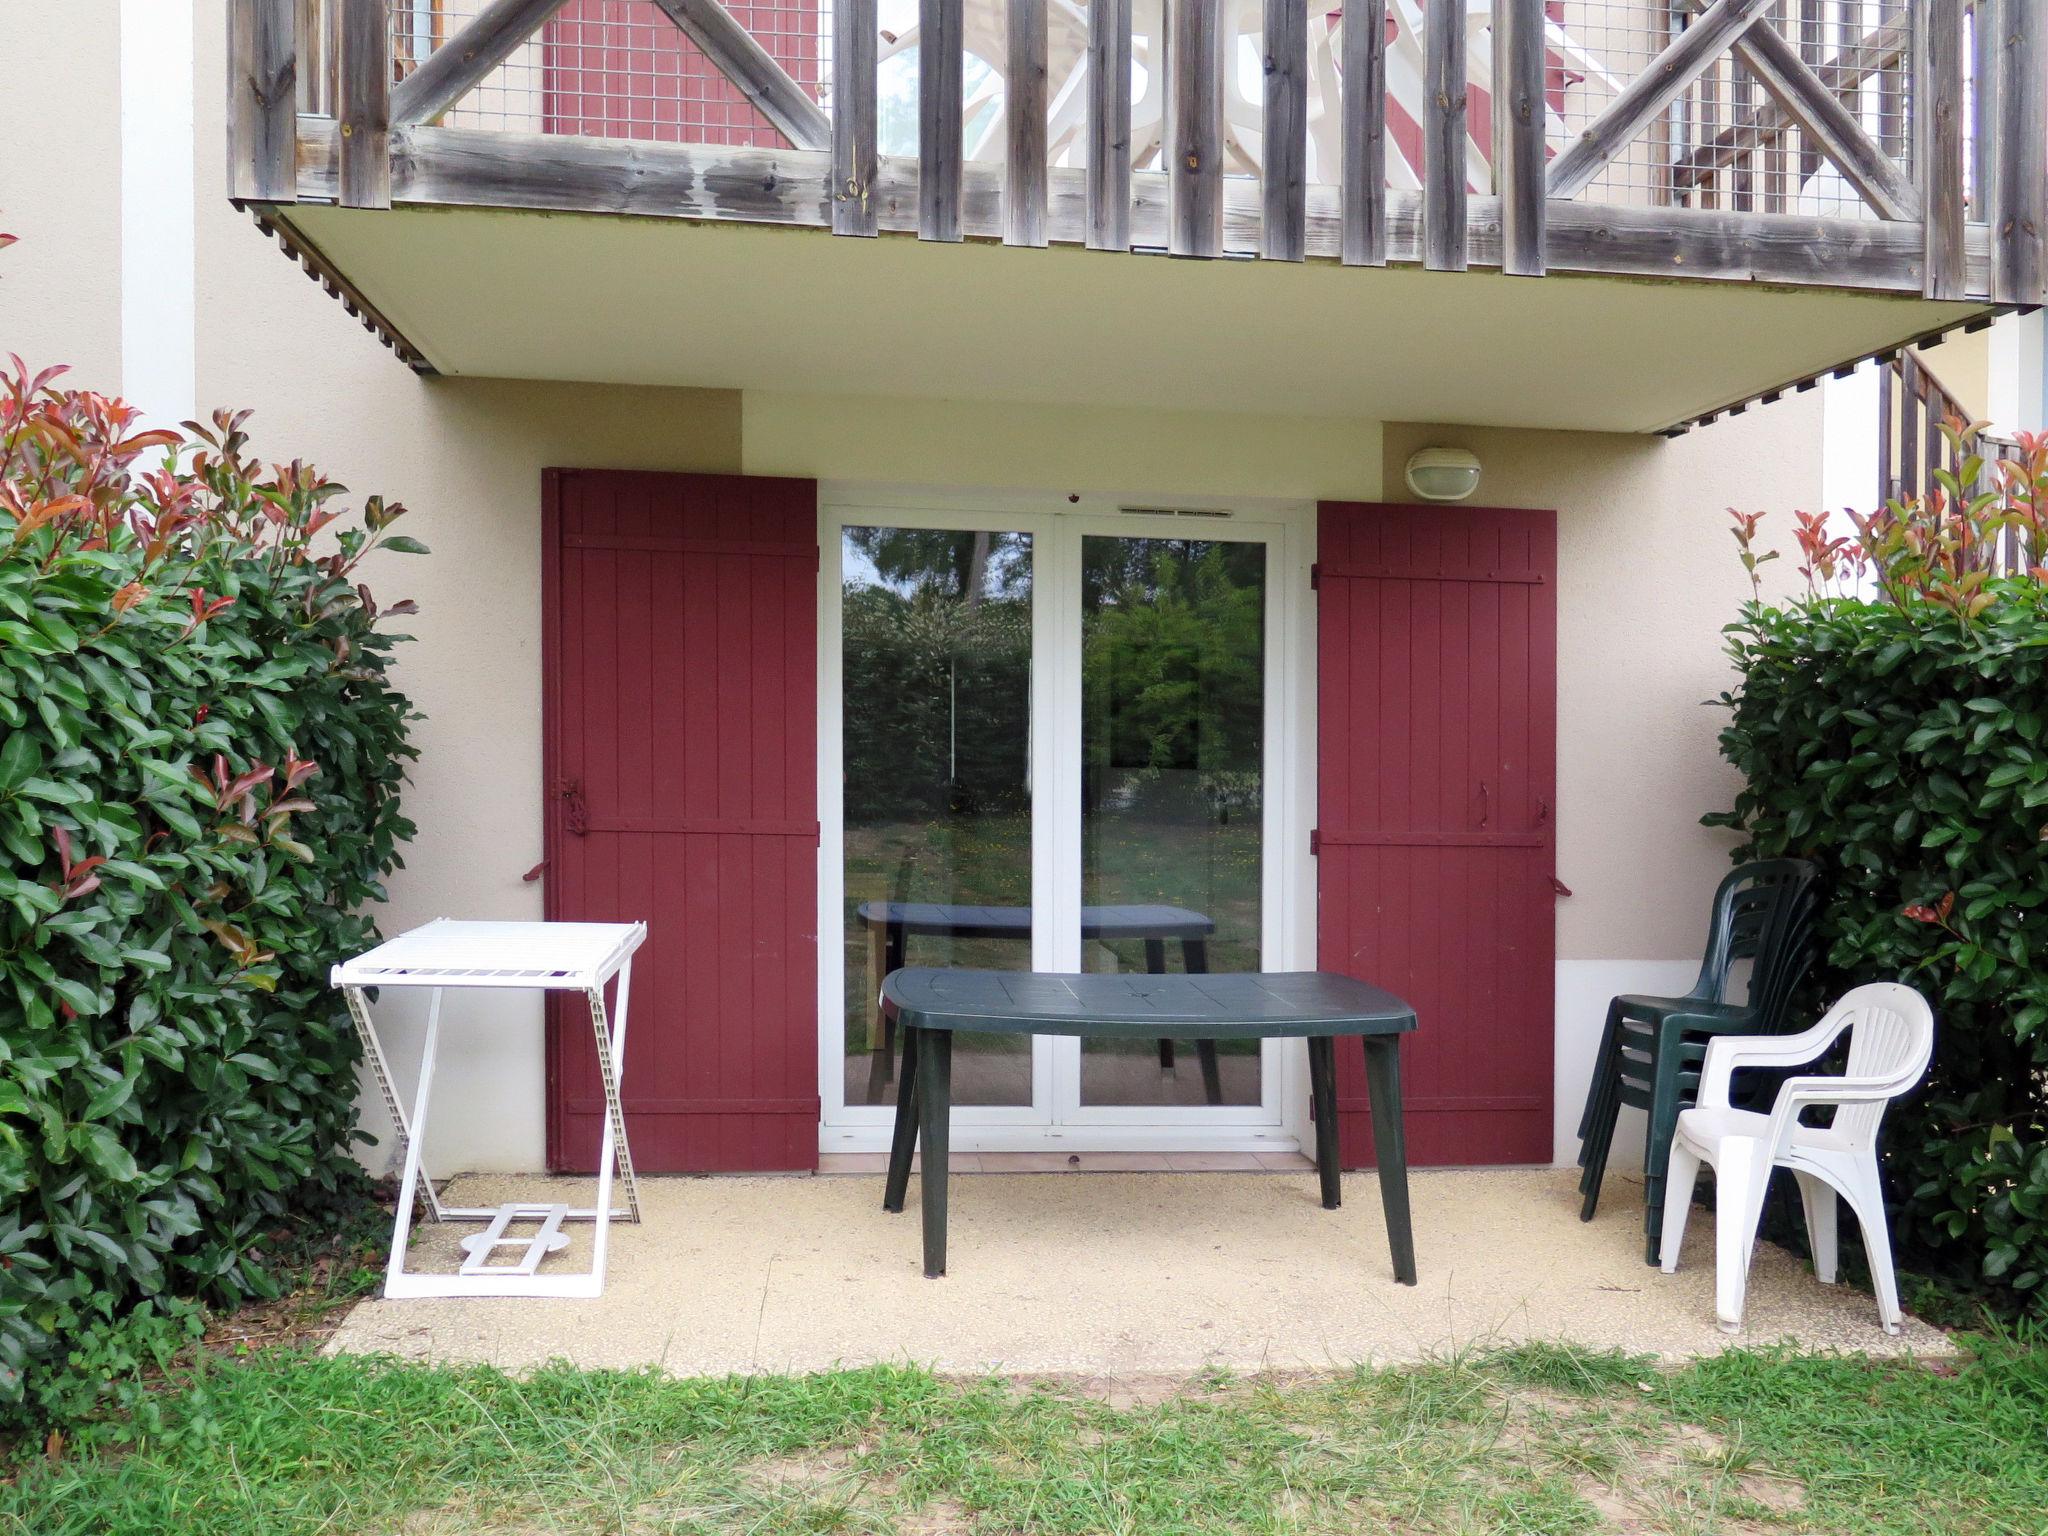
[{"left": 7, "top": 1334, "right": 2045, "bottom": 1535}]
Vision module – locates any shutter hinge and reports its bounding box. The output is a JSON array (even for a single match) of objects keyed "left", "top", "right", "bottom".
[
  {"left": 1309, "top": 562, "right": 1320, "bottom": 591},
  {"left": 1310, "top": 828, "right": 1321, "bottom": 855}
]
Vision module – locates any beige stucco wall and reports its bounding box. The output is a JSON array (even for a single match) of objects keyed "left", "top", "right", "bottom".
[
  {"left": 0, "top": 3, "right": 123, "bottom": 390},
  {"left": 6, "top": 5, "right": 1835, "bottom": 1173}
]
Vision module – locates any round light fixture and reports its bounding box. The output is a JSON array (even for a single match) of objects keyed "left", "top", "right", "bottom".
[{"left": 1404, "top": 447, "right": 1483, "bottom": 503}]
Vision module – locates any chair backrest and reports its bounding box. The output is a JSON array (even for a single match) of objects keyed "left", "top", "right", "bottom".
[
  {"left": 1810, "top": 982, "right": 1936, "bottom": 1148},
  {"left": 1694, "top": 860, "right": 1823, "bottom": 1031}
]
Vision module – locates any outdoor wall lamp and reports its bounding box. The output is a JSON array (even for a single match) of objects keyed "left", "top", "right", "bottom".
[{"left": 1404, "top": 447, "right": 1483, "bottom": 502}]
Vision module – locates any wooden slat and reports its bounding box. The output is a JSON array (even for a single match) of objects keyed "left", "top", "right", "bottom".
[
  {"left": 652, "top": 0, "right": 829, "bottom": 151},
  {"left": 228, "top": 0, "right": 298, "bottom": 203},
  {"left": 1169, "top": 0, "right": 1226, "bottom": 256},
  {"left": 1877, "top": 357, "right": 1894, "bottom": 502},
  {"left": 1492, "top": 0, "right": 1545, "bottom": 276},
  {"left": 1732, "top": 20, "right": 1916, "bottom": 220},
  {"left": 1993, "top": 0, "right": 2048, "bottom": 303},
  {"left": 1898, "top": 352, "right": 1920, "bottom": 497},
  {"left": 1085, "top": 0, "right": 1133, "bottom": 250},
  {"left": 390, "top": 0, "right": 567, "bottom": 126},
  {"left": 1972, "top": 0, "right": 2000, "bottom": 226},
  {"left": 1006, "top": 0, "right": 1049, "bottom": 246},
  {"left": 319, "top": 121, "right": 1990, "bottom": 296},
  {"left": 1550, "top": 0, "right": 1775, "bottom": 199},
  {"left": 1260, "top": 0, "right": 1308, "bottom": 261},
  {"left": 1915, "top": 0, "right": 1966, "bottom": 299},
  {"left": 832, "top": 0, "right": 878, "bottom": 235},
  {"left": 1421, "top": 0, "right": 1466, "bottom": 270},
  {"left": 337, "top": 0, "right": 390, "bottom": 209},
  {"left": 294, "top": 0, "right": 328, "bottom": 115},
  {"left": 1341, "top": 0, "right": 1387, "bottom": 266},
  {"left": 920, "top": 0, "right": 965, "bottom": 240},
  {"left": 1795, "top": 0, "right": 1821, "bottom": 186}
]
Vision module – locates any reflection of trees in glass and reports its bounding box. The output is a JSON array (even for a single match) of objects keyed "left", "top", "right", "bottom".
[
  {"left": 842, "top": 529, "right": 1031, "bottom": 826},
  {"left": 1081, "top": 540, "right": 1264, "bottom": 817}
]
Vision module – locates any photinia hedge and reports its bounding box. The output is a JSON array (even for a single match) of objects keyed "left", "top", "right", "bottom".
[
  {"left": 0, "top": 357, "right": 422, "bottom": 1419},
  {"left": 1711, "top": 425, "right": 2048, "bottom": 1310}
]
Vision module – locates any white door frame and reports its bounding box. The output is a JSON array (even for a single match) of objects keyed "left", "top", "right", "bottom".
[{"left": 816, "top": 483, "right": 1318, "bottom": 1154}]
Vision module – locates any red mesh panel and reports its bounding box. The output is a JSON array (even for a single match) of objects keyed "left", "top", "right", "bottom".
[{"left": 544, "top": 0, "right": 822, "bottom": 148}]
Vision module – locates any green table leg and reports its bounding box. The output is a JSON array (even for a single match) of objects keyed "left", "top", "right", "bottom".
[
  {"left": 1361, "top": 1036, "right": 1416, "bottom": 1285},
  {"left": 1183, "top": 939, "right": 1223, "bottom": 1106},
  {"left": 882, "top": 1021, "right": 921, "bottom": 1212},
  {"left": 1307, "top": 1035, "right": 1342, "bottom": 1209},
  {"left": 917, "top": 1027, "right": 953, "bottom": 1278}
]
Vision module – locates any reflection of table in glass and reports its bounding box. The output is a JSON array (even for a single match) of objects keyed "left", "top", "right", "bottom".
[
  {"left": 881, "top": 969, "right": 1418, "bottom": 1283},
  {"left": 856, "top": 900, "right": 1221, "bottom": 1102}
]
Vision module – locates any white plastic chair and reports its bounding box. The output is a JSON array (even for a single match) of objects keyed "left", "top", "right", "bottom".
[{"left": 1658, "top": 982, "right": 1934, "bottom": 1334}]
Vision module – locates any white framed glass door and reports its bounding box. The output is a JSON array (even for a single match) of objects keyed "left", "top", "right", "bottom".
[{"left": 818, "top": 491, "right": 1313, "bottom": 1154}]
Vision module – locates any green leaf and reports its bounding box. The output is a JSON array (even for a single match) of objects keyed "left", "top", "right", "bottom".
[
  {"left": 71, "top": 1123, "right": 139, "bottom": 1183},
  {"left": 0, "top": 731, "right": 41, "bottom": 794},
  {"left": 379, "top": 535, "right": 431, "bottom": 555}
]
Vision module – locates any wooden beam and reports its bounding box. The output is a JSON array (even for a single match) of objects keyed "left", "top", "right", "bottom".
[
  {"left": 1992, "top": 0, "right": 2047, "bottom": 303},
  {"left": 1675, "top": 11, "right": 1905, "bottom": 187},
  {"left": 920, "top": 0, "right": 965, "bottom": 240},
  {"left": 833, "top": 0, "right": 878, "bottom": 235},
  {"left": 1421, "top": 0, "right": 1466, "bottom": 270},
  {"left": 390, "top": 0, "right": 567, "bottom": 127},
  {"left": 337, "top": 0, "right": 390, "bottom": 209},
  {"left": 1006, "top": 0, "right": 1049, "bottom": 246},
  {"left": 1086, "top": 0, "right": 1133, "bottom": 250},
  {"left": 316, "top": 121, "right": 1991, "bottom": 297},
  {"left": 1549, "top": 0, "right": 1774, "bottom": 200},
  {"left": 652, "top": 0, "right": 830, "bottom": 151},
  {"left": 1493, "top": 0, "right": 1544, "bottom": 276},
  {"left": 1260, "top": 0, "right": 1308, "bottom": 261},
  {"left": 1169, "top": 0, "right": 1226, "bottom": 256},
  {"left": 1915, "top": 0, "right": 1965, "bottom": 299},
  {"left": 1732, "top": 20, "right": 1916, "bottom": 221},
  {"left": 1341, "top": 0, "right": 1387, "bottom": 266},
  {"left": 228, "top": 0, "right": 298, "bottom": 203}
]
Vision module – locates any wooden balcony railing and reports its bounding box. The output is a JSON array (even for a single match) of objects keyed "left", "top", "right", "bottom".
[
  {"left": 228, "top": 1, "right": 2046, "bottom": 304},
  {"left": 1876, "top": 347, "right": 2036, "bottom": 576}
]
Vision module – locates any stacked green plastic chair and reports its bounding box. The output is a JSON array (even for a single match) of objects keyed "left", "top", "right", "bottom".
[{"left": 1575, "top": 859, "right": 1824, "bottom": 1265}]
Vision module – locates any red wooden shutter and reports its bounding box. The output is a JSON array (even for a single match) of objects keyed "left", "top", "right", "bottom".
[
  {"left": 1316, "top": 502, "right": 1557, "bottom": 1166},
  {"left": 543, "top": 470, "right": 820, "bottom": 1173}
]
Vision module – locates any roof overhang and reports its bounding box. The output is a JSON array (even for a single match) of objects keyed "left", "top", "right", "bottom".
[{"left": 270, "top": 201, "right": 1999, "bottom": 435}]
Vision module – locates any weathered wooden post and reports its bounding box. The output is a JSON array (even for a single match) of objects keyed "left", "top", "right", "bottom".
[
  {"left": 337, "top": 0, "right": 391, "bottom": 209},
  {"left": 1340, "top": 0, "right": 1387, "bottom": 267},
  {"left": 1494, "top": 0, "right": 1546, "bottom": 277},
  {"left": 227, "top": 0, "right": 299, "bottom": 205}
]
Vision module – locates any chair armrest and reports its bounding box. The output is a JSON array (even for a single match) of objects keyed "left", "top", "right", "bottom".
[{"left": 1694, "top": 1014, "right": 1852, "bottom": 1111}]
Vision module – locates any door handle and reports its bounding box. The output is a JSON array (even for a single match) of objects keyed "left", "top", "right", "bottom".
[
  {"left": 554, "top": 779, "right": 588, "bottom": 836},
  {"left": 1477, "top": 780, "right": 1490, "bottom": 829}
]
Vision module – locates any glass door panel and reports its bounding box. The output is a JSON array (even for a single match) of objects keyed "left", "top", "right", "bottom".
[
  {"left": 1078, "top": 535, "right": 1266, "bottom": 1108},
  {"left": 841, "top": 527, "right": 1034, "bottom": 1108}
]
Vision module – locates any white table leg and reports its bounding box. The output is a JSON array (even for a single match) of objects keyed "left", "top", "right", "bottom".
[
  {"left": 385, "top": 986, "right": 445, "bottom": 1295},
  {"left": 586, "top": 958, "right": 641, "bottom": 1292},
  {"left": 344, "top": 983, "right": 441, "bottom": 1222}
]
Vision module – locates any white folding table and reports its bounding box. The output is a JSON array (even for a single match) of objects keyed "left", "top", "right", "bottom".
[{"left": 333, "top": 918, "right": 647, "bottom": 1299}]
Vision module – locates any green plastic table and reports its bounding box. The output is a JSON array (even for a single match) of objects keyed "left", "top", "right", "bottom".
[{"left": 880, "top": 969, "right": 1419, "bottom": 1283}]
